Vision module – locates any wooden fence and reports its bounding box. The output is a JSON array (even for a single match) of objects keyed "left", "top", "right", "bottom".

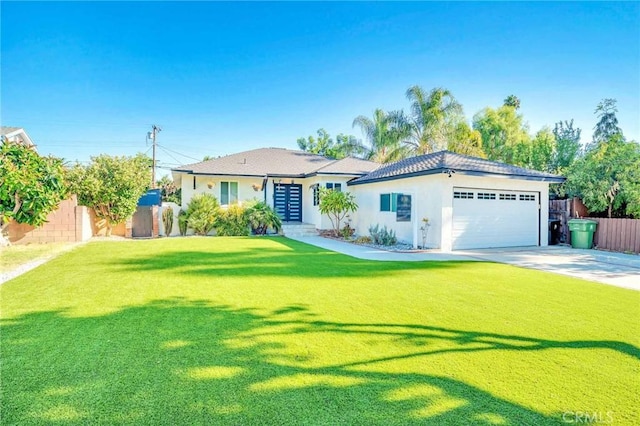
[
  {"left": 549, "top": 198, "right": 588, "bottom": 244},
  {"left": 549, "top": 198, "right": 640, "bottom": 253},
  {"left": 592, "top": 218, "right": 640, "bottom": 253}
]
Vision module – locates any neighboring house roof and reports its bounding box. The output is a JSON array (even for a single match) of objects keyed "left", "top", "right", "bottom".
[
  {"left": 349, "top": 150, "right": 565, "bottom": 185},
  {"left": 173, "top": 147, "right": 379, "bottom": 178},
  {"left": 0, "top": 126, "right": 36, "bottom": 149}
]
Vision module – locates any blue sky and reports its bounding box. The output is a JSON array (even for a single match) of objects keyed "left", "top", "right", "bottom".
[{"left": 2, "top": 1, "right": 639, "bottom": 175}]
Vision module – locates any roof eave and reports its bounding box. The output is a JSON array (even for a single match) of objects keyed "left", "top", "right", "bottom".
[
  {"left": 308, "top": 171, "right": 371, "bottom": 177},
  {"left": 171, "top": 170, "right": 308, "bottom": 179},
  {"left": 348, "top": 168, "right": 566, "bottom": 186}
]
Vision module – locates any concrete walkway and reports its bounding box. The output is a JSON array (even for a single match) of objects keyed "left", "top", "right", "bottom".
[
  {"left": 288, "top": 236, "right": 640, "bottom": 291},
  {"left": 287, "top": 236, "right": 475, "bottom": 262}
]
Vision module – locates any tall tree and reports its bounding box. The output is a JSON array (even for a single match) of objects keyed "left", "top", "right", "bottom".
[
  {"left": 503, "top": 95, "right": 521, "bottom": 110},
  {"left": 0, "top": 141, "right": 67, "bottom": 238},
  {"left": 566, "top": 134, "right": 640, "bottom": 218},
  {"left": 592, "top": 98, "right": 622, "bottom": 146},
  {"left": 473, "top": 106, "right": 531, "bottom": 165},
  {"left": 529, "top": 127, "right": 555, "bottom": 172},
  {"left": 297, "top": 129, "right": 365, "bottom": 159},
  {"left": 157, "top": 175, "right": 181, "bottom": 204},
  {"left": 447, "top": 123, "right": 486, "bottom": 158},
  {"left": 353, "top": 109, "right": 411, "bottom": 163},
  {"left": 551, "top": 120, "right": 582, "bottom": 173},
  {"left": 405, "top": 86, "right": 464, "bottom": 154},
  {"left": 335, "top": 133, "right": 368, "bottom": 158},
  {"left": 68, "top": 154, "right": 151, "bottom": 235}
]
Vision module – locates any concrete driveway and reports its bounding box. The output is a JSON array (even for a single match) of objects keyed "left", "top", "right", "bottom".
[
  {"left": 457, "top": 246, "right": 640, "bottom": 291},
  {"left": 289, "top": 236, "right": 639, "bottom": 291}
]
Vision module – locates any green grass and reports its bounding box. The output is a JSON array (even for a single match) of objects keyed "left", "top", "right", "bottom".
[
  {"left": 1, "top": 237, "right": 638, "bottom": 425},
  {"left": 0, "top": 242, "right": 77, "bottom": 274}
]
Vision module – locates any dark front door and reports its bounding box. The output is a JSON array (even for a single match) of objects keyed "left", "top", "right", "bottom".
[
  {"left": 132, "top": 206, "right": 153, "bottom": 238},
  {"left": 273, "top": 183, "right": 302, "bottom": 222}
]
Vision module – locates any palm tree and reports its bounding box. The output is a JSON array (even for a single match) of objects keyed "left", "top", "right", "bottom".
[
  {"left": 404, "top": 86, "right": 464, "bottom": 155},
  {"left": 352, "top": 109, "right": 411, "bottom": 163}
]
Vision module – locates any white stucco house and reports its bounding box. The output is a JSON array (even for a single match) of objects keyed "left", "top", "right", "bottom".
[
  {"left": 171, "top": 148, "right": 379, "bottom": 232},
  {"left": 172, "top": 148, "right": 564, "bottom": 251}
]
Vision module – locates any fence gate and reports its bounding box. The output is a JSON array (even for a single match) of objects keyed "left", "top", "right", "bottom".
[{"left": 132, "top": 206, "right": 153, "bottom": 238}]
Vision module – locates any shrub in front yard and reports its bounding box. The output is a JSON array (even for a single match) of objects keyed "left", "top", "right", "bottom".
[
  {"left": 354, "top": 235, "right": 372, "bottom": 244},
  {"left": 246, "top": 201, "right": 282, "bottom": 235},
  {"left": 186, "top": 194, "right": 219, "bottom": 236},
  {"left": 178, "top": 210, "right": 188, "bottom": 236},
  {"left": 369, "top": 224, "right": 397, "bottom": 246},
  {"left": 215, "top": 204, "right": 250, "bottom": 236}
]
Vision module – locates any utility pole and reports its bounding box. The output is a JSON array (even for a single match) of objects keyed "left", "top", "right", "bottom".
[{"left": 148, "top": 125, "right": 161, "bottom": 188}]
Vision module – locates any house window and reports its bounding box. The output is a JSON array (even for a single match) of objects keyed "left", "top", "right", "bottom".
[
  {"left": 499, "top": 193, "right": 516, "bottom": 201},
  {"left": 313, "top": 184, "right": 320, "bottom": 206},
  {"left": 220, "top": 181, "right": 238, "bottom": 205},
  {"left": 380, "top": 193, "right": 401, "bottom": 212},
  {"left": 326, "top": 183, "right": 342, "bottom": 192},
  {"left": 315, "top": 183, "right": 341, "bottom": 206},
  {"left": 380, "top": 194, "right": 391, "bottom": 212}
]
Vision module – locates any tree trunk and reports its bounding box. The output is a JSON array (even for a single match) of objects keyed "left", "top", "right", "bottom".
[{"left": 106, "top": 223, "right": 112, "bottom": 237}]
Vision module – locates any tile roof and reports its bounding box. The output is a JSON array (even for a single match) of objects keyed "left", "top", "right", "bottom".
[
  {"left": 349, "top": 150, "right": 565, "bottom": 185},
  {"left": 173, "top": 147, "right": 378, "bottom": 177}
]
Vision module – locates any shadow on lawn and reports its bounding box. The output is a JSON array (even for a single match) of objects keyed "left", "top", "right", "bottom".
[
  {"left": 4, "top": 300, "right": 636, "bottom": 425},
  {"left": 110, "top": 237, "right": 466, "bottom": 279}
]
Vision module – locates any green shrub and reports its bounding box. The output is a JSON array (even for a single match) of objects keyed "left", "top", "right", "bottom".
[
  {"left": 178, "top": 210, "right": 188, "bottom": 236},
  {"left": 162, "top": 207, "right": 174, "bottom": 236},
  {"left": 186, "top": 194, "right": 219, "bottom": 236},
  {"left": 355, "top": 236, "right": 372, "bottom": 244},
  {"left": 246, "top": 201, "right": 282, "bottom": 235},
  {"left": 215, "top": 204, "right": 250, "bottom": 236},
  {"left": 340, "top": 222, "right": 355, "bottom": 239},
  {"left": 368, "top": 224, "right": 397, "bottom": 246}
]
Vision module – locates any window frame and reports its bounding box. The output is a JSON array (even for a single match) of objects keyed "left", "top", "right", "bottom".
[{"left": 220, "top": 181, "right": 239, "bottom": 205}]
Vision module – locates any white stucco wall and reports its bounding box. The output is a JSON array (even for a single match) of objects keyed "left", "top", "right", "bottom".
[
  {"left": 349, "top": 173, "right": 550, "bottom": 251},
  {"left": 159, "top": 202, "right": 182, "bottom": 237},
  {"left": 302, "top": 176, "right": 358, "bottom": 230},
  {"left": 350, "top": 175, "right": 444, "bottom": 247},
  {"left": 176, "top": 172, "right": 360, "bottom": 230},
  {"left": 179, "top": 174, "right": 266, "bottom": 208}
]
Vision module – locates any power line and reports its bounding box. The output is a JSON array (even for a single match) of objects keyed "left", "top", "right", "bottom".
[
  {"left": 157, "top": 144, "right": 186, "bottom": 166},
  {"left": 156, "top": 143, "right": 202, "bottom": 162}
]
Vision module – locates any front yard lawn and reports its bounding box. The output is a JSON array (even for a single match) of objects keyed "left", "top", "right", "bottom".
[
  {"left": 0, "top": 241, "right": 78, "bottom": 276},
  {"left": 1, "top": 237, "right": 638, "bottom": 425}
]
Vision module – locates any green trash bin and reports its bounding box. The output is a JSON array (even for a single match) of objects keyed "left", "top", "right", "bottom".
[{"left": 568, "top": 219, "right": 598, "bottom": 249}]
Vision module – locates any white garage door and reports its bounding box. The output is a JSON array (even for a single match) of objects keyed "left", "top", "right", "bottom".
[{"left": 452, "top": 187, "right": 539, "bottom": 250}]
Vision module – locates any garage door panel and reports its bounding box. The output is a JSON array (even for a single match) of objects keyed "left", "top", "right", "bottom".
[{"left": 452, "top": 188, "right": 539, "bottom": 250}]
